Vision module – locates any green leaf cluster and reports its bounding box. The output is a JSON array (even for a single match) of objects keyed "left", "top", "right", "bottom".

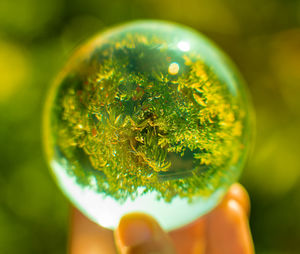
[{"left": 51, "top": 33, "right": 246, "bottom": 202}]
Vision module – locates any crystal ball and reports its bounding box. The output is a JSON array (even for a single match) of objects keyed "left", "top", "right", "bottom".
[{"left": 44, "top": 21, "right": 252, "bottom": 230}]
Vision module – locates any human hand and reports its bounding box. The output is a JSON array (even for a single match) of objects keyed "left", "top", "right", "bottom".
[{"left": 69, "top": 183, "right": 254, "bottom": 254}]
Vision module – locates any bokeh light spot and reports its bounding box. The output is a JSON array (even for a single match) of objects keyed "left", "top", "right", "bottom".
[{"left": 168, "top": 62, "right": 180, "bottom": 75}]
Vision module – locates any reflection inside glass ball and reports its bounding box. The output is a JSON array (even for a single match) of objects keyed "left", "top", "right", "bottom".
[{"left": 44, "top": 21, "right": 252, "bottom": 230}]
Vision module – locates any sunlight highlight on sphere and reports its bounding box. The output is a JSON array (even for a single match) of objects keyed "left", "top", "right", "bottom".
[
  {"left": 44, "top": 21, "right": 252, "bottom": 230},
  {"left": 177, "top": 41, "right": 190, "bottom": 52}
]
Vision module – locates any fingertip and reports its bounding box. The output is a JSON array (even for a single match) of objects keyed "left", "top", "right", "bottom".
[
  {"left": 226, "top": 183, "right": 251, "bottom": 216},
  {"left": 116, "top": 213, "right": 156, "bottom": 248},
  {"left": 206, "top": 188, "right": 255, "bottom": 254},
  {"left": 225, "top": 199, "right": 246, "bottom": 226},
  {"left": 115, "top": 213, "right": 175, "bottom": 254},
  {"left": 210, "top": 198, "right": 246, "bottom": 230}
]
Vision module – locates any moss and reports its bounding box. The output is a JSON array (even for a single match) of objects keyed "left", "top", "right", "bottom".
[{"left": 50, "top": 31, "right": 246, "bottom": 202}]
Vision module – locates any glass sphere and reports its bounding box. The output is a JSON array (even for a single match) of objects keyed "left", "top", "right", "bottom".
[{"left": 44, "top": 20, "right": 252, "bottom": 230}]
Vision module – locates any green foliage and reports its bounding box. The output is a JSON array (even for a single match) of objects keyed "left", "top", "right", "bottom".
[{"left": 50, "top": 32, "right": 246, "bottom": 202}]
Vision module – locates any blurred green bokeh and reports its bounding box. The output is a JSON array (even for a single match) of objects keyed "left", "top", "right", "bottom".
[{"left": 0, "top": 0, "right": 300, "bottom": 253}]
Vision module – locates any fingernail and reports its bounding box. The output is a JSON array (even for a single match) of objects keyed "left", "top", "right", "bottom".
[{"left": 118, "top": 213, "right": 154, "bottom": 247}]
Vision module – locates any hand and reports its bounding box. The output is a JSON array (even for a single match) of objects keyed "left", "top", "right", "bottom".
[{"left": 69, "top": 183, "right": 254, "bottom": 254}]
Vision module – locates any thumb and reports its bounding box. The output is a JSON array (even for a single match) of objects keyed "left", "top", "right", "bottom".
[{"left": 115, "top": 213, "right": 175, "bottom": 254}]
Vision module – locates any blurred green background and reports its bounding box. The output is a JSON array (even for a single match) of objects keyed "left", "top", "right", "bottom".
[{"left": 1, "top": 0, "right": 300, "bottom": 253}]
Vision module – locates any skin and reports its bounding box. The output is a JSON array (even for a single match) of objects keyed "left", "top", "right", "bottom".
[{"left": 69, "top": 183, "right": 255, "bottom": 254}]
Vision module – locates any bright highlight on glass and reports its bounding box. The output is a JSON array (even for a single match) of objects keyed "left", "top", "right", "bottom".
[
  {"left": 177, "top": 41, "right": 190, "bottom": 52},
  {"left": 168, "top": 62, "right": 179, "bottom": 75},
  {"left": 44, "top": 20, "right": 252, "bottom": 230}
]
